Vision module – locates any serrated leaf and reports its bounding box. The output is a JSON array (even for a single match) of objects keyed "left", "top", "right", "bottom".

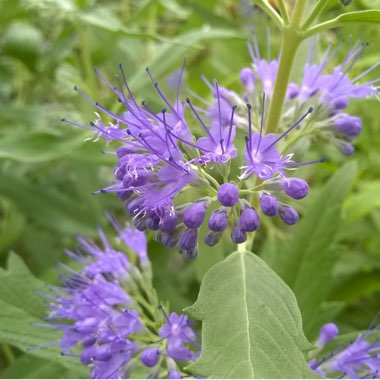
[
  {"left": 263, "top": 162, "right": 357, "bottom": 339},
  {"left": 186, "top": 251, "right": 317, "bottom": 379},
  {"left": 0, "top": 253, "right": 88, "bottom": 377}
]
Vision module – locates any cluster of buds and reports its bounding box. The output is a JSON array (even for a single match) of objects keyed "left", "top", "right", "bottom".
[{"left": 40, "top": 218, "right": 199, "bottom": 379}]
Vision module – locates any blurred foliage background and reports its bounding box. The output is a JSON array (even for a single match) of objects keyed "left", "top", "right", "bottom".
[{"left": 0, "top": 0, "right": 380, "bottom": 378}]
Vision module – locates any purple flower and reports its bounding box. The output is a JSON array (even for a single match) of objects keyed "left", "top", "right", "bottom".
[
  {"left": 159, "top": 312, "right": 199, "bottom": 361},
  {"left": 310, "top": 322, "right": 380, "bottom": 378},
  {"left": 40, "top": 220, "right": 200, "bottom": 378},
  {"left": 241, "top": 105, "right": 314, "bottom": 181},
  {"left": 247, "top": 38, "right": 278, "bottom": 97}
]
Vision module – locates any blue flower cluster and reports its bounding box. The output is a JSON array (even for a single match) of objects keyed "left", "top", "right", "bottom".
[
  {"left": 41, "top": 219, "right": 199, "bottom": 379},
  {"left": 63, "top": 38, "right": 378, "bottom": 257}
]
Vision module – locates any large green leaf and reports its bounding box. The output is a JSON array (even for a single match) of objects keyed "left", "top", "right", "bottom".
[
  {"left": 0, "top": 253, "right": 87, "bottom": 377},
  {"left": 186, "top": 251, "right": 317, "bottom": 379},
  {"left": 263, "top": 162, "right": 357, "bottom": 338}
]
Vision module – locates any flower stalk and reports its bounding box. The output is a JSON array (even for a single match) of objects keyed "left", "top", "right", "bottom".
[{"left": 265, "top": 0, "right": 308, "bottom": 134}]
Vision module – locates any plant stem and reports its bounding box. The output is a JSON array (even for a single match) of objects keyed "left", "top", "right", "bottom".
[
  {"left": 302, "top": 0, "right": 330, "bottom": 29},
  {"left": 277, "top": 0, "right": 290, "bottom": 25},
  {"left": 78, "top": 24, "right": 97, "bottom": 94},
  {"left": 265, "top": 0, "right": 308, "bottom": 134},
  {"left": 252, "top": 0, "right": 284, "bottom": 30}
]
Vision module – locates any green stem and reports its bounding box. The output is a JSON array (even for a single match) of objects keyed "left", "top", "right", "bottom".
[
  {"left": 2, "top": 344, "right": 15, "bottom": 364},
  {"left": 78, "top": 24, "right": 97, "bottom": 94},
  {"left": 265, "top": 0, "right": 308, "bottom": 134},
  {"left": 252, "top": 0, "right": 284, "bottom": 30},
  {"left": 278, "top": 0, "right": 290, "bottom": 25},
  {"left": 302, "top": 0, "right": 330, "bottom": 29}
]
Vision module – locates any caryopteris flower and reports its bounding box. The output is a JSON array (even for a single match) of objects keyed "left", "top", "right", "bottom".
[
  {"left": 40, "top": 219, "right": 199, "bottom": 378},
  {"left": 309, "top": 322, "right": 380, "bottom": 378},
  {"left": 64, "top": 57, "right": 322, "bottom": 257},
  {"left": 230, "top": 37, "right": 379, "bottom": 157}
]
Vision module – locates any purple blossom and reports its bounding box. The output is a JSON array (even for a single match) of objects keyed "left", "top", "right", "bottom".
[
  {"left": 40, "top": 221, "right": 200, "bottom": 378},
  {"left": 159, "top": 312, "right": 199, "bottom": 361},
  {"left": 310, "top": 322, "right": 380, "bottom": 378},
  {"left": 241, "top": 105, "right": 314, "bottom": 181}
]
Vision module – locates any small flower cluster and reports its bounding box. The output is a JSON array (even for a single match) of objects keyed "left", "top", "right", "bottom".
[
  {"left": 41, "top": 218, "right": 199, "bottom": 379},
  {"left": 310, "top": 322, "right": 380, "bottom": 378},
  {"left": 228, "top": 37, "right": 379, "bottom": 156},
  {"left": 65, "top": 56, "right": 322, "bottom": 257}
]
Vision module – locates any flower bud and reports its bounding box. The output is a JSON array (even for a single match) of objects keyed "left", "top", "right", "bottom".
[
  {"left": 168, "top": 371, "right": 182, "bottom": 379},
  {"left": 287, "top": 83, "right": 299, "bottom": 99},
  {"left": 240, "top": 207, "right": 260, "bottom": 232},
  {"left": 331, "top": 97, "right": 348, "bottom": 111},
  {"left": 182, "top": 247, "right": 198, "bottom": 260},
  {"left": 126, "top": 198, "right": 142, "bottom": 217},
  {"left": 146, "top": 214, "right": 160, "bottom": 231},
  {"left": 208, "top": 209, "right": 228, "bottom": 232},
  {"left": 259, "top": 193, "right": 279, "bottom": 216},
  {"left": 316, "top": 323, "right": 339, "bottom": 347},
  {"left": 133, "top": 216, "right": 147, "bottom": 231},
  {"left": 231, "top": 222, "right": 247, "bottom": 244},
  {"left": 240, "top": 67, "right": 255, "bottom": 91},
  {"left": 335, "top": 114, "right": 362, "bottom": 136},
  {"left": 141, "top": 347, "right": 160, "bottom": 367},
  {"left": 159, "top": 211, "right": 178, "bottom": 233},
  {"left": 217, "top": 183, "right": 239, "bottom": 207},
  {"left": 279, "top": 206, "right": 299, "bottom": 225},
  {"left": 204, "top": 231, "right": 222, "bottom": 247},
  {"left": 178, "top": 229, "right": 197, "bottom": 251},
  {"left": 156, "top": 232, "right": 178, "bottom": 248},
  {"left": 340, "top": 142, "right": 355, "bottom": 156},
  {"left": 183, "top": 202, "right": 207, "bottom": 229},
  {"left": 280, "top": 178, "right": 309, "bottom": 200}
]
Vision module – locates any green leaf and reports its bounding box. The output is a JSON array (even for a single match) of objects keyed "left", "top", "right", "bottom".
[
  {"left": 0, "top": 169, "right": 96, "bottom": 235},
  {"left": 306, "top": 10, "right": 380, "bottom": 37},
  {"left": 186, "top": 251, "right": 317, "bottom": 379},
  {"left": 0, "top": 130, "right": 86, "bottom": 163},
  {"left": 0, "top": 253, "right": 88, "bottom": 377},
  {"left": 262, "top": 162, "right": 357, "bottom": 339},
  {"left": 344, "top": 181, "right": 380, "bottom": 220},
  {"left": 0, "top": 355, "right": 80, "bottom": 379}
]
